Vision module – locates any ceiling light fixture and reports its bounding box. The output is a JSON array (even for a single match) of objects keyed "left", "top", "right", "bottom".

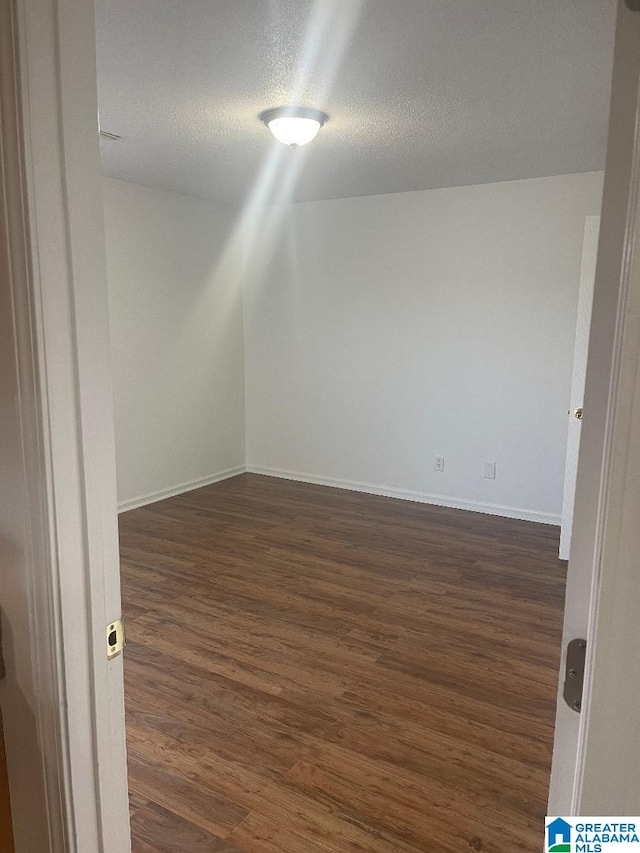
[{"left": 260, "top": 106, "right": 328, "bottom": 148}]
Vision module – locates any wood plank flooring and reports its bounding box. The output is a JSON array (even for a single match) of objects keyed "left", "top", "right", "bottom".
[{"left": 119, "top": 473, "right": 566, "bottom": 853}]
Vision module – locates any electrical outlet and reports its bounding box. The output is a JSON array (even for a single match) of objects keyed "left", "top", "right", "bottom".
[
  {"left": 483, "top": 461, "right": 497, "bottom": 480},
  {"left": 434, "top": 456, "right": 445, "bottom": 472}
]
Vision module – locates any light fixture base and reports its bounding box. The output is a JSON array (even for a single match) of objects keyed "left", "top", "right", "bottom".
[{"left": 259, "top": 106, "right": 328, "bottom": 127}]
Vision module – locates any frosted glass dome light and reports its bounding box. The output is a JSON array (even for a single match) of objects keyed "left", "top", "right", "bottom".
[
  {"left": 268, "top": 116, "right": 321, "bottom": 146},
  {"left": 260, "top": 106, "right": 328, "bottom": 148}
]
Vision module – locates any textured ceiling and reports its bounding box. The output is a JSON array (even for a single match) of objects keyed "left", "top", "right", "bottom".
[{"left": 96, "top": 0, "right": 616, "bottom": 205}]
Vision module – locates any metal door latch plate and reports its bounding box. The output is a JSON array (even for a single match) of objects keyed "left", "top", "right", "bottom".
[
  {"left": 563, "top": 638, "right": 586, "bottom": 712},
  {"left": 106, "top": 618, "right": 125, "bottom": 660}
]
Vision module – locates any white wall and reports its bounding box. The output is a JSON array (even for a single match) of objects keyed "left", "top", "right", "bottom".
[
  {"left": 104, "top": 172, "right": 603, "bottom": 522},
  {"left": 103, "top": 178, "right": 245, "bottom": 508},
  {"left": 244, "top": 172, "right": 604, "bottom": 523}
]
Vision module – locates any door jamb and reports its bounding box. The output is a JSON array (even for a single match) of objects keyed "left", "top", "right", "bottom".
[
  {"left": 574, "top": 54, "right": 640, "bottom": 811},
  {"left": 549, "top": 0, "right": 640, "bottom": 813},
  {"left": 0, "top": 0, "right": 130, "bottom": 848}
]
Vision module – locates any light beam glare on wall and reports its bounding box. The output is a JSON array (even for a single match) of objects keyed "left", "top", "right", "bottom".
[
  {"left": 230, "top": 0, "right": 365, "bottom": 268},
  {"left": 197, "top": 0, "right": 365, "bottom": 338}
]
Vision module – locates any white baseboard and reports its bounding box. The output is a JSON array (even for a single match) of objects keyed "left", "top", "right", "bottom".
[
  {"left": 117, "top": 465, "right": 247, "bottom": 513},
  {"left": 117, "top": 462, "right": 561, "bottom": 526},
  {"left": 247, "top": 465, "right": 561, "bottom": 526}
]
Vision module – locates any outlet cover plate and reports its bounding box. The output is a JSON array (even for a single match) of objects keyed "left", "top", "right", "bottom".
[{"left": 483, "top": 461, "right": 497, "bottom": 480}]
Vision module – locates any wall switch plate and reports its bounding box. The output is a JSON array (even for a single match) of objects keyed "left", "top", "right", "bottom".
[
  {"left": 483, "top": 461, "right": 497, "bottom": 480},
  {"left": 434, "top": 456, "right": 445, "bottom": 472}
]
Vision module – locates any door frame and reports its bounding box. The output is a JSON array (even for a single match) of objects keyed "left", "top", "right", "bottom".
[
  {"left": 572, "top": 0, "right": 640, "bottom": 808},
  {"left": 1, "top": 0, "right": 640, "bottom": 849},
  {"left": 0, "top": 0, "right": 129, "bottom": 849},
  {"left": 549, "top": 0, "right": 640, "bottom": 814}
]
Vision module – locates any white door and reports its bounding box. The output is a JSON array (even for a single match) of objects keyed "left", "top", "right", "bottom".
[
  {"left": 559, "top": 216, "right": 600, "bottom": 561},
  {"left": 549, "top": 0, "right": 640, "bottom": 815}
]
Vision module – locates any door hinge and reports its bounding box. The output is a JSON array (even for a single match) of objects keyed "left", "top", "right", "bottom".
[
  {"left": 106, "top": 618, "right": 125, "bottom": 660},
  {"left": 563, "top": 638, "right": 586, "bottom": 712}
]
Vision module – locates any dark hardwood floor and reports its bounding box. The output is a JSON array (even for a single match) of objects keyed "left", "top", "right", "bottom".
[{"left": 119, "top": 473, "right": 566, "bottom": 853}]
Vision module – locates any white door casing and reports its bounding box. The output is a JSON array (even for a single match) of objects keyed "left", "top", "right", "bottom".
[
  {"left": 559, "top": 216, "right": 600, "bottom": 562},
  {"left": 0, "top": 0, "right": 53, "bottom": 846},
  {"left": 549, "top": 0, "right": 640, "bottom": 815},
  {"left": 576, "top": 9, "right": 640, "bottom": 807},
  {"left": 0, "top": 0, "right": 130, "bottom": 849}
]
